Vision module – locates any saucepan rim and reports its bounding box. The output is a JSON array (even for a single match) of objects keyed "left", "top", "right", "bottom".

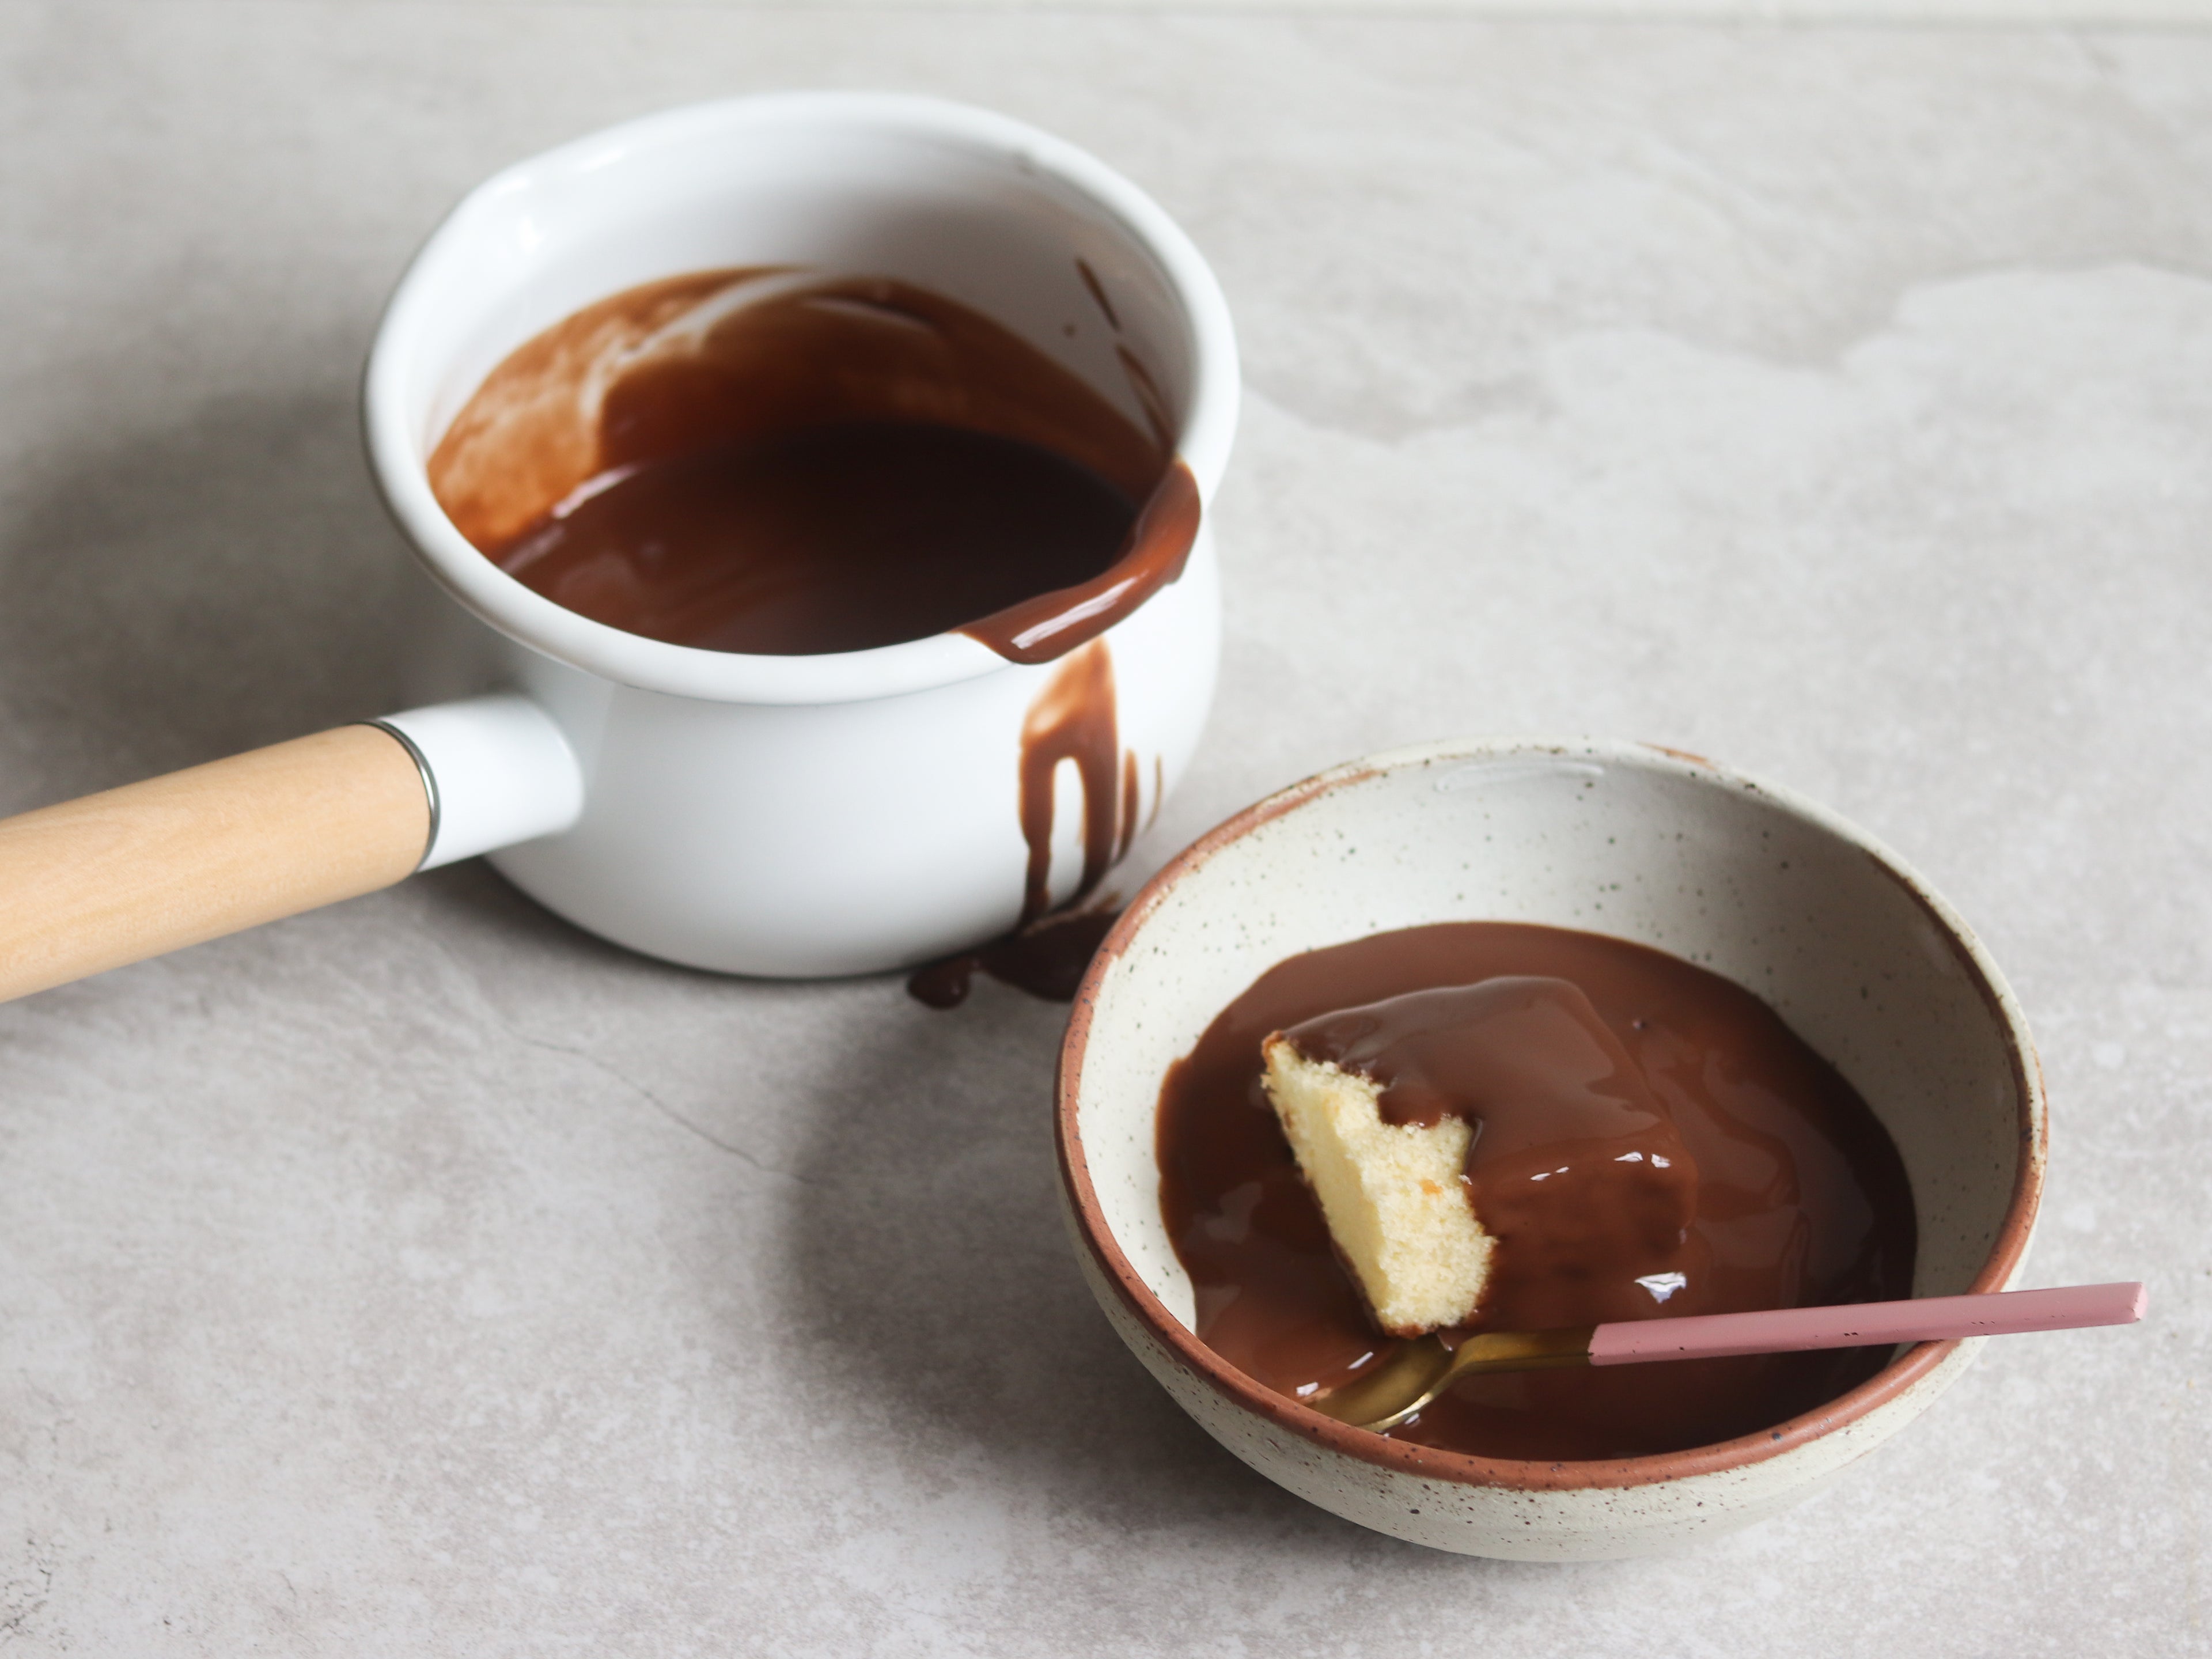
[{"left": 362, "top": 90, "right": 1241, "bottom": 708}]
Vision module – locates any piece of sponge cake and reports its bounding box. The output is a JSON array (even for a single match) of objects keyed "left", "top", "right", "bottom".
[{"left": 1260, "top": 1035, "right": 1494, "bottom": 1336}]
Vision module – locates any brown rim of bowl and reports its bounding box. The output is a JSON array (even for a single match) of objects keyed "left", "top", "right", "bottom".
[{"left": 1055, "top": 741, "right": 2047, "bottom": 1495}]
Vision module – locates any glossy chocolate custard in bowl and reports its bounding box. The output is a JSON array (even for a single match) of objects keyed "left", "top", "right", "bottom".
[
  {"left": 1156, "top": 921, "right": 1916, "bottom": 1461},
  {"left": 425, "top": 269, "right": 1199, "bottom": 662}
]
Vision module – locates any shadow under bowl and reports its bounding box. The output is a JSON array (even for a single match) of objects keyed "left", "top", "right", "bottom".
[{"left": 1055, "top": 738, "right": 2044, "bottom": 1560}]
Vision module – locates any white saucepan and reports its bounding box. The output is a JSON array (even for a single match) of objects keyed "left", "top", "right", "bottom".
[{"left": 0, "top": 93, "right": 1239, "bottom": 999}]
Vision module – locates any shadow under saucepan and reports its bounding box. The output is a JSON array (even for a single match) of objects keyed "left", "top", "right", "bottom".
[{"left": 0, "top": 386, "right": 414, "bottom": 809}]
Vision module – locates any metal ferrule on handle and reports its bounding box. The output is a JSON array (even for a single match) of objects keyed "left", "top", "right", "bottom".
[{"left": 373, "top": 694, "right": 583, "bottom": 870}]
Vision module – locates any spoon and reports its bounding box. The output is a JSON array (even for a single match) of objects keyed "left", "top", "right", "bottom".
[{"left": 1309, "top": 1282, "right": 2146, "bottom": 1434}]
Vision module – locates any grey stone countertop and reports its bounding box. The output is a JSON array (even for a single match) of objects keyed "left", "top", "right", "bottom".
[{"left": 1, "top": 4, "right": 2206, "bottom": 1653}]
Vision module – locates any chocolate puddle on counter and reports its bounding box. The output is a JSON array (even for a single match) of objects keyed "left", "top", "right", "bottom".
[
  {"left": 906, "top": 906, "right": 1121, "bottom": 1009},
  {"left": 1157, "top": 922, "right": 1917, "bottom": 1461},
  {"left": 426, "top": 269, "right": 1199, "bottom": 663}
]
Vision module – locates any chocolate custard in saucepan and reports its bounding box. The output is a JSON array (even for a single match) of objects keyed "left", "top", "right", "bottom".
[
  {"left": 426, "top": 270, "right": 1199, "bottom": 662},
  {"left": 1156, "top": 922, "right": 1916, "bottom": 1461}
]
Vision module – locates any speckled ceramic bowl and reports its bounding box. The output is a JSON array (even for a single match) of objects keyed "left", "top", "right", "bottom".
[{"left": 1056, "top": 738, "right": 2044, "bottom": 1559}]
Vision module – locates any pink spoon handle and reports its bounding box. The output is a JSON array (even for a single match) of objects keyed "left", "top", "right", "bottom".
[{"left": 1588, "top": 1282, "right": 2146, "bottom": 1366}]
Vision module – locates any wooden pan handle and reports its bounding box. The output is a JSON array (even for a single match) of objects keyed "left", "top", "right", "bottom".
[{"left": 0, "top": 724, "right": 431, "bottom": 1003}]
